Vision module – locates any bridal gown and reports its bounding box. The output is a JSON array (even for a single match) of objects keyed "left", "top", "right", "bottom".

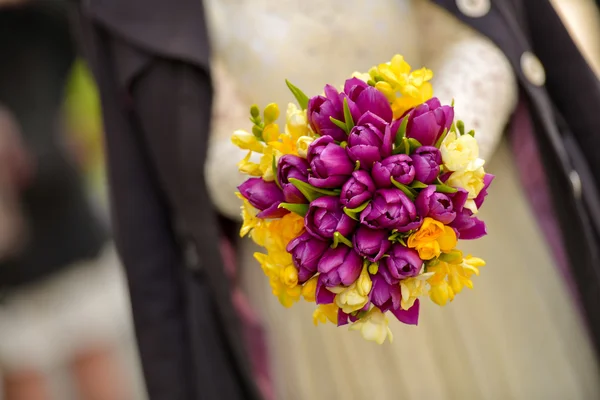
[{"left": 205, "top": 1, "right": 600, "bottom": 398}]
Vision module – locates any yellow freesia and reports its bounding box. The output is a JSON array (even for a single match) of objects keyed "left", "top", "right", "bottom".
[
  {"left": 313, "top": 304, "right": 339, "bottom": 326},
  {"left": 231, "top": 129, "right": 265, "bottom": 153},
  {"left": 445, "top": 158, "right": 486, "bottom": 213},
  {"left": 254, "top": 252, "right": 302, "bottom": 308},
  {"left": 407, "top": 217, "right": 457, "bottom": 260},
  {"left": 349, "top": 307, "right": 394, "bottom": 344},
  {"left": 237, "top": 151, "right": 263, "bottom": 176},
  {"left": 296, "top": 136, "right": 315, "bottom": 158},
  {"left": 427, "top": 253, "right": 485, "bottom": 306},
  {"left": 370, "top": 54, "right": 434, "bottom": 119},
  {"left": 236, "top": 193, "right": 261, "bottom": 238},
  {"left": 302, "top": 276, "right": 318, "bottom": 303},
  {"left": 400, "top": 272, "right": 434, "bottom": 310},
  {"left": 331, "top": 266, "right": 372, "bottom": 314},
  {"left": 440, "top": 130, "right": 480, "bottom": 172},
  {"left": 285, "top": 103, "right": 309, "bottom": 140}
]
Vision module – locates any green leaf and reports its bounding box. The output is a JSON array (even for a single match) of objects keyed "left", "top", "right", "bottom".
[
  {"left": 467, "top": 130, "right": 475, "bottom": 138},
  {"left": 354, "top": 160, "right": 361, "bottom": 171},
  {"left": 344, "top": 201, "right": 370, "bottom": 214},
  {"left": 439, "top": 250, "right": 463, "bottom": 263},
  {"left": 394, "top": 114, "right": 410, "bottom": 147},
  {"left": 331, "top": 232, "right": 353, "bottom": 249},
  {"left": 409, "top": 180, "right": 428, "bottom": 189},
  {"left": 343, "top": 98, "right": 355, "bottom": 131},
  {"left": 285, "top": 80, "right": 310, "bottom": 110},
  {"left": 329, "top": 117, "right": 348, "bottom": 134},
  {"left": 288, "top": 178, "right": 339, "bottom": 202},
  {"left": 435, "top": 178, "right": 458, "bottom": 194},
  {"left": 343, "top": 208, "right": 359, "bottom": 221},
  {"left": 434, "top": 127, "right": 449, "bottom": 149},
  {"left": 279, "top": 202, "right": 309, "bottom": 217},
  {"left": 252, "top": 125, "right": 263, "bottom": 139},
  {"left": 391, "top": 177, "right": 417, "bottom": 200},
  {"left": 450, "top": 98, "right": 455, "bottom": 108},
  {"left": 407, "top": 138, "right": 422, "bottom": 154},
  {"left": 456, "top": 120, "right": 465, "bottom": 136},
  {"left": 340, "top": 141, "right": 348, "bottom": 148}
]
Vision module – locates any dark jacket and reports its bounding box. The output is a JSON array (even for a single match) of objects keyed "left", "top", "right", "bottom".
[
  {"left": 433, "top": 0, "right": 600, "bottom": 355},
  {"left": 0, "top": 3, "right": 106, "bottom": 291},
  {"left": 74, "top": 1, "right": 261, "bottom": 399}
]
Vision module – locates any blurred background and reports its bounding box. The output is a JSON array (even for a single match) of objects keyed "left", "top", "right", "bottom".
[{"left": 0, "top": 0, "right": 598, "bottom": 399}]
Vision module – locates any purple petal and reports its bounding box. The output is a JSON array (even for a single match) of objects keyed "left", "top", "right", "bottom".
[
  {"left": 390, "top": 299, "right": 420, "bottom": 325},
  {"left": 356, "top": 87, "right": 393, "bottom": 122},
  {"left": 474, "top": 173, "right": 494, "bottom": 209},
  {"left": 316, "top": 276, "right": 336, "bottom": 304}
]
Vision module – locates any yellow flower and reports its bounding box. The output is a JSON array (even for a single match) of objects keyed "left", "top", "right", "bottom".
[
  {"left": 262, "top": 123, "right": 280, "bottom": 143},
  {"left": 427, "top": 253, "right": 484, "bottom": 306},
  {"left": 440, "top": 130, "right": 480, "bottom": 172},
  {"left": 370, "top": 55, "right": 434, "bottom": 118},
  {"left": 285, "top": 103, "right": 309, "bottom": 140},
  {"left": 269, "top": 212, "right": 305, "bottom": 245},
  {"left": 259, "top": 147, "right": 278, "bottom": 181},
  {"left": 231, "top": 130, "right": 265, "bottom": 153},
  {"left": 269, "top": 133, "right": 297, "bottom": 156},
  {"left": 349, "top": 307, "right": 393, "bottom": 344},
  {"left": 407, "top": 217, "right": 457, "bottom": 260},
  {"left": 280, "top": 265, "right": 299, "bottom": 288},
  {"left": 400, "top": 271, "right": 434, "bottom": 310},
  {"left": 236, "top": 193, "right": 261, "bottom": 238},
  {"left": 313, "top": 304, "right": 339, "bottom": 326},
  {"left": 254, "top": 252, "right": 302, "bottom": 308},
  {"left": 302, "top": 276, "right": 318, "bottom": 302},
  {"left": 296, "top": 136, "right": 315, "bottom": 158},
  {"left": 331, "top": 266, "right": 372, "bottom": 313},
  {"left": 263, "top": 103, "right": 280, "bottom": 125},
  {"left": 445, "top": 159, "right": 486, "bottom": 213},
  {"left": 237, "top": 151, "right": 263, "bottom": 176}
]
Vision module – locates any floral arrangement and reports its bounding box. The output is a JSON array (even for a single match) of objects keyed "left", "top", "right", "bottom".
[{"left": 232, "top": 55, "right": 492, "bottom": 344}]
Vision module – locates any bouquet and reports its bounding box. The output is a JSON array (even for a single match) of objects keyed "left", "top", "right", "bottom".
[{"left": 231, "top": 55, "right": 492, "bottom": 344}]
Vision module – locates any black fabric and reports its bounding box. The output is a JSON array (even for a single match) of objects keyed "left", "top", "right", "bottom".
[
  {"left": 433, "top": 0, "right": 600, "bottom": 358},
  {"left": 73, "top": 3, "right": 261, "bottom": 398},
  {"left": 0, "top": 3, "right": 106, "bottom": 290}
]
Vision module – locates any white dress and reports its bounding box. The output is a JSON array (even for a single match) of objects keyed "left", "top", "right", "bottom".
[{"left": 205, "top": 1, "right": 600, "bottom": 399}]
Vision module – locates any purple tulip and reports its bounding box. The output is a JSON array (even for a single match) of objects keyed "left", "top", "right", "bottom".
[
  {"left": 415, "top": 185, "right": 456, "bottom": 224},
  {"left": 305, "top": 196, "right": 357, "bottom": 240},
  {"left": 340, "top": 170, "right": 376, "bottom": 209},
  {"left": 403, "top": 97, "right": 454, "bottom": 146},
  {"left": 318, "top": 246, "right": 363, "bottom": 287},
  {"left": 380, "top": 244, "right": 423, "bottom": 283},
  {"left": 391, "top": 299, "right": 420, "bottom": 325},
  {"left": 277, "top": 155, "right": 310, "bottom": 203},
  {"left": 286, "top": 232, "right": 330, "bottom": 283},
  {"left": 411, "top": 146, "right": 442, "bottom": 184},
  {"left": 474, "top": 173, "right": 494, "bottom": 209},
  {"left": 370, "top": 274, "right": 401, "bottom": 312},
  {"left": 353, "top": 226, "right": 391, "bottom": 262},
  {"left": 451, "top": 210, "right": 487, "bottom": 239},
  {"left": 372, "top": 154, "right": 416, "bottom": 188},
  {"left": 346, "top": 112, "right": 391, "bottom": 169},
  {"left": 238, "top": 177, "right": 288, "bottom": 218},
  {"left": 360, "top": 189, "right": 421, "bottom": 231},
  {"left": 344, "top": 79, "right": 393, "bottom": 123},
  {"left": 307, "top": 136, "right": 354, "bottom": 188},
  {"left": 316, "top": 276, "right": 336, "bottom": 304},
  {"left": 307, "top": 85, "right": 360, "bottom": 142}
]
